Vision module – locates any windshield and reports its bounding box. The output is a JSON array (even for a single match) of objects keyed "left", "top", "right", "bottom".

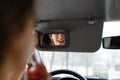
[{"left": 35, "top": 22, "right": 120, "bottom": 79}]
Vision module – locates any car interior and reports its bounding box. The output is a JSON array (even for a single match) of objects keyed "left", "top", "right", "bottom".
[{"left": 22, "top": 0, "right": 120, "bottom": 80}]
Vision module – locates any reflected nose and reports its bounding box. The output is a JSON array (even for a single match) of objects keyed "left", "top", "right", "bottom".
[{"left": 58, "top": 34, "right": 63, "bottom": 39}]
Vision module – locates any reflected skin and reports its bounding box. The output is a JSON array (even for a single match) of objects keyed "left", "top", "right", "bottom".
[{"left": 50, "top": 34, "right": 65, "bottom": 46}]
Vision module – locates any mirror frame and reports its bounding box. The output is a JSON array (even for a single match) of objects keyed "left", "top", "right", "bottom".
[{"left": 36, "top": 29, "right": 69, "bottom": 49}]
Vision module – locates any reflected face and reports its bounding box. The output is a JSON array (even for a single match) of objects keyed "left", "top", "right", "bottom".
[{"left": 51, "top": 34, "right": 65, "bottom": 46}]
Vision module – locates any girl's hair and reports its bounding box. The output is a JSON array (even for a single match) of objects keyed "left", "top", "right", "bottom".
[
  {"left": 49, "top": 34, "right": 55, "bottom": 46},
  {"left": 0, "top": 0, "right": 34, "bottom": 62}
]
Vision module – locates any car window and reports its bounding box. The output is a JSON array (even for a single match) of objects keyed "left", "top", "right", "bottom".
[{"left": 35, "top": 22, "right": 120, "bottom": 79}]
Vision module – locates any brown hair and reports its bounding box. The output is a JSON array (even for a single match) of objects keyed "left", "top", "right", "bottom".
[{"left": 0, "top": 0, "right": 34, "bottom": 61}]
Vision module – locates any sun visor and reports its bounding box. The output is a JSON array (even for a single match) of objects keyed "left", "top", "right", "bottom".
[{"left": 36, "top": 19, "right": 103, "bottom": 52}]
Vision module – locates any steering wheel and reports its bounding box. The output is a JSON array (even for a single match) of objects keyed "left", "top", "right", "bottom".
[{"left": 50, "top": 69, "right": 87, "bottom": 80}]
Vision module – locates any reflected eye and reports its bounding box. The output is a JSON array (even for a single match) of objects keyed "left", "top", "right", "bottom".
[
  {"left": 52, "top": 34, "right": 58, "bottom": 37},
  {"left": 54, "top": 34, "right": 58, "bottom": 36}
]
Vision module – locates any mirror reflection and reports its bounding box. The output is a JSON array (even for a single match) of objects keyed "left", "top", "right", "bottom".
[
  {"left": 50, "top": 33, "right": 65, "bottom": 46},
  {"left": 39, "top": 33, "right": 66, "bottom": 47}
]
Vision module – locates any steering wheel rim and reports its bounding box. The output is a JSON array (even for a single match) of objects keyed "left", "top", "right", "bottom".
[{"left": 50, "top": 69, "right": 86, "bottom": 80}]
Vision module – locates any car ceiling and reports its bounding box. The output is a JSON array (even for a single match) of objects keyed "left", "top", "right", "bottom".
[{"left": 35, "top": 0, "right": 105, "bottom": 20}]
